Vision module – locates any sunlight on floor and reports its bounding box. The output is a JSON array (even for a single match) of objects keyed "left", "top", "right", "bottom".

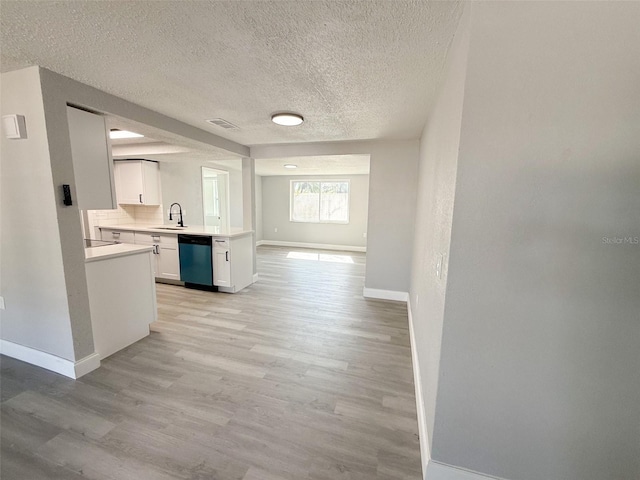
[{"left": 286, "top": 251, "right": 355, "bottom": 264}]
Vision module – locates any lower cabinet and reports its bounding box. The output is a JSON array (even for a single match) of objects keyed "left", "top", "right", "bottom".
[
  {"left": 213, "top": 235, "right": 253, "bottom": 293},
  {"left": 158, "top": 244, "right": 180, "bottom": 280},
  {"left": 134, "top": 232, "right": 180, "bottom": 281},
  {"left": 97, "top": 228, "right": 254, "bottom": 291},
  {"left": 213, "top": 239, "right": 231, "bottom": 287}
]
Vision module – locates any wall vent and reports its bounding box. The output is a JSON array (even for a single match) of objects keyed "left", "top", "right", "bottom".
[{"left": 206, "top": 118, "right": 238, "bottom": 129}]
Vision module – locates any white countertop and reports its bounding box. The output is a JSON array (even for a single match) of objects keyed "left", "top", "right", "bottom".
[
  {"left": 99, "top": 224, "right": 253, "bottom": 238},
  {"left": 85, "top": 243, "right": 154, "bottom": 263}
]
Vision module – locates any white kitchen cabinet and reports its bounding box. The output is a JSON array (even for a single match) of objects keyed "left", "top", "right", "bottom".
[
  {"left": 67, "top": 106, "right": 116, "bottom": 209},
  {"left": 134, "top": 232, "right": 180, "bottom": 281},
  {"left": 100, "top": 228, "right": 135, "bottom": 244},
  {"left": 114, "top": 159, "right": 161, "bottom": 205},
  {"left": 213, "top": 239, "right": 231, "bottom": 287},
  {"left": 158, "top": 244, "right": 180, "bottom": 281},
  {"left": 85, "top": 246, "right": 156, "bottom": 360},
  {"left": 213, "top": 234, "right": 253, "bottom": 293}
]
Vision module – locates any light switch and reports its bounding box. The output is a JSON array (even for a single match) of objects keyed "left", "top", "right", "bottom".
[
  {"left": 0, "top": 296, "right": 5, "bottom": 310},
  {"left": 436, "top": 253, "right": 446, "bottom": 279},
  {"left": 2, "top": 114, "right": 27, "bottom": 139}
]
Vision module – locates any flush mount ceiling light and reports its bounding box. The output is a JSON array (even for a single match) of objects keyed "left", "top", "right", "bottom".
[
  {"left": 271, "top": 112, "right": 304, "bottom": 126},
  {"left": 109, "top": 129, "right": 144, "bottom": 139},
  {"left": 284, "top": 164, "right": 297, "bottom": 169}
]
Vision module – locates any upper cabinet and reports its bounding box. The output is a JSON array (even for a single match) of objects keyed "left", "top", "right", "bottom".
[
  {"left": 67, "top": 106, "right": 116, "bottom": 210},
  {"left": 114, "top": 159, "right": 161, "bottom": 205}
]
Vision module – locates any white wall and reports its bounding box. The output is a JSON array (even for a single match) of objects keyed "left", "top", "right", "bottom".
[
  {"left": 160, "top": 160, "right": 244, "bottom": 228},
  {"left": 0, "top": 67, "right": 76, "bottom": 360},
  {"left": 412, "top": 3, "right": 640, "bottom": 480},
  {"left": 261, "top": 174, "right": 369, "bottom": 249},
  {"left": 252, "top": 140, "right": 419, "bottom": 294}
]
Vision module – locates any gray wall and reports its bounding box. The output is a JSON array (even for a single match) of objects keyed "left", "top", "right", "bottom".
[
  {"left": 365, "top": 142, "right": 418, "bottom": 292},
  {"left": 409, "top": 3, "right": 470, "bottom": 460},
  {"left": 160, "top": 160, "right": 244, "bottom": 228},
  {"left": 255, "top": 175, "right": 263, "bottom": 242},
  {"left": 261, "top": 174, "right": 369, "bottom": 248},
  {"left": 0, "top": 67, "right": 76, "bottom": 360},
  {"left": 252, "top": 140, "right": 419, "bottom": 294},
  {"left": 418, "top": 3, "right": 640, "bottom": 480}
]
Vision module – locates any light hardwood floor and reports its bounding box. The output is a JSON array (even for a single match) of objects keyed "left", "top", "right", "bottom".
[{"left": 1, "top": 246, "right": 421, "bottom": 480}]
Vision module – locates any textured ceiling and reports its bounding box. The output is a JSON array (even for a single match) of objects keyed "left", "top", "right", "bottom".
[
  {"left": 255, "top": 155, "right": 369, "bottom": 176},
  {"left": 107, "top": 115, "right": 366, "bottom": 176},
  {"left": 1, "top": 0, "right": 462, "bottom": 146}
]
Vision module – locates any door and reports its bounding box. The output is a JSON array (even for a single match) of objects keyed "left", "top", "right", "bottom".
[
  {"left": 213, "top": 240, "right": 231, "bottom": 287},
  {"left": 67, "top": 106, "right": 116, "bottom": 209},
  {"left": 202, "top": 167, "right": 230, "bottom": 229},
  {"left": 158, "top": 245, "right": 180, "bottom": 280},
  {"left": 114, "top": 161, "right": 143, "bottom": 204}
]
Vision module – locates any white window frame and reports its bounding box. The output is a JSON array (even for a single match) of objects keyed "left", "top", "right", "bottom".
[{"left": 289, "top": 179, "right": 351, "bottom": 224}]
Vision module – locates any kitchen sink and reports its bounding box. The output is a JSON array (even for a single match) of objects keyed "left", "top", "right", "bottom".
[{"left": 155, "top": 226, "right": 188, "bottom": 230}]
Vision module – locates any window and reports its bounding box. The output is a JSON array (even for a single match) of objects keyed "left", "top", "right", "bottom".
[{"left": 290, "top": 180, "right": 350, "bottom": 223}]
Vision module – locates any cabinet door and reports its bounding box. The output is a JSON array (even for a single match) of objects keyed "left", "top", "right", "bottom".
[
  {"left": 114, "top": 160, "right": 161, "bottom": 205},
  {"left": 132, "top": 232, "right": 158, "bottom": 276},
  {"left": 141, "top": 160, "right": 161, "bottom": 205},
  {"left": 67, "top": 106, "right": 116, "bottom": 209},
  {"left": 158, "top": 246, "right": 180, "bottom": 280},
  {"left": 213, "top": 247, "right": 231, "bottom": 287},
  {"left": 114, "top": 161, "right": 144, "bottom": 204}
]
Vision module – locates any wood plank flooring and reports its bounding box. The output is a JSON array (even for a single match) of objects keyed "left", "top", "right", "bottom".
[{"left": 1, "top": 246, "right": 421, "bottom": 480}]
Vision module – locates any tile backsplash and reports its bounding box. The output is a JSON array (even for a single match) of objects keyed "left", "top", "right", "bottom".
[{"left": 86, "top": 205, "right": 165, "bottom": 238}]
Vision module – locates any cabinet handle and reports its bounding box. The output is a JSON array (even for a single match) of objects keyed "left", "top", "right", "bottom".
[
  {"left": 139, "top": 194, "right": 143, "bottom": 203},
  {"left": 225, "top": 251, "right": 229, "bottom": 262},
  {"left": 112, "top": 232, "right": 120, "bottom": 237},
  {"left": 155, "top": 245, "right": 160, "bottom": 255}
]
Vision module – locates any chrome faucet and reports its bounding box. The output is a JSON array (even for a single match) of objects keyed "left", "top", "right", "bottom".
[{"left": 169, "top": 203, "right": 184, "bottom": 227}]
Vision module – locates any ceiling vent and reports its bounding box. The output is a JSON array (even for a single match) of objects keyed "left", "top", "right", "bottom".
[{"left": 206, "top": 118, "right": 238, "bottom": 129}]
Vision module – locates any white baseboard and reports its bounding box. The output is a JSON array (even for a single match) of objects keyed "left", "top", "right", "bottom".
[
  {"left": 0, "top": 340, "right": 100, "bottom": 379},
  {"left": 407, "top": 298, "right": 430, "bottom": 477},
  {"left": 426, "top": 461, "right": 504, "bottom": 480},
  {"left": 363, "top": 287, "right": 408, "bottom": 302},
  {"left": 73, "top": 353, "right": 101, "bottom": 378},
  {"left": 258, "top": 240, "right": 366, "bottom": 253}
]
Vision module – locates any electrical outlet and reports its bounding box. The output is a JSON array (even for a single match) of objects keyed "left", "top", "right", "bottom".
[
  {"left": 363, "top": 232, "right": 367, "bottom": 238},
  {"left": 274, "top": 227, "right": 278, "bottom": 233},
  {"left": 0, "top": 296, "right": 5, "bottom": 310}
]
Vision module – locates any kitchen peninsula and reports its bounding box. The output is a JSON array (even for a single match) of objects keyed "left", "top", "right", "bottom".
[
  {"left": 99, "top": 225, "right": 255, "bottom": 293},
  {"left": 85, "top": 242, "right": 157, "bottom": 360}
]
